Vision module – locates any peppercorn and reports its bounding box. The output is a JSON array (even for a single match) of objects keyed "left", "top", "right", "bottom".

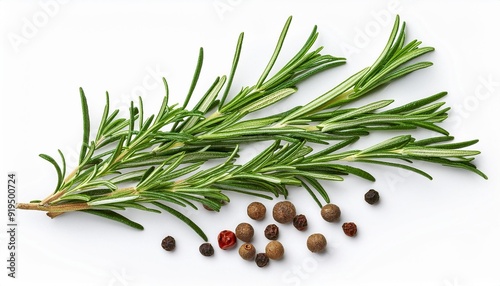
[
  {"left": 264, "top": 224, "right": 279, "bottom": 240},
  {"left": 203, "top": 204, "right": 214, "bottom": 211},
  {"left": 272, "top": 201, "right": 296, "bottom": 224},
  {"left": 235, "top": 222, "right": 254, "bottom": 242},
  {"left": 342, "top": 222, "right": 357, "bottom": 237},
  {"left": 320, "top": 203, "right": 341, "bottom": 222},
  {"left": 293, "top": 214, "right": 308, "bottom": 231},
  {"left": 364, "top": 189, "right": 380, "bottom": 205},
  {"left": 238, "top": 243, "right": 256, "bottom": 260},
  {"left": 217, "top": 230, "right": 237, "bottom": 250},
  {"left": 199, "top": 243, "right": 214, "bottom": 256},
  {"left": 265, "top": 241, "right": 284, "bottom": 260},
  {"left": 247, "top": 202, "right": 266, "bottom": 221},
  {"left": 255, "top": 253, "right": 270, "bottom": 268},
  {"left": 307, "top": 233, "right": 327, "bottom": 253},
  {"left": 203, "top": 198, "right": 227, "bottom": 211},
  {"left": 161, "top": 236, "right": 176, "bottom": 251}
]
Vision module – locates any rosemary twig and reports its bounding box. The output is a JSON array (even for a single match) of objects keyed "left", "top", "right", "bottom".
[{"left": 17, "top": 16, "right": 486, "bottom": 241}]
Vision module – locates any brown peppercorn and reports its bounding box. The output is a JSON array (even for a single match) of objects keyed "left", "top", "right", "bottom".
[
  {"left": 161, "top": 236, "right": 176, "bottom": 251},
  {"left": 203, "top": 198, "right": 227, "bottom": 211},
  {"left": 202, "top": 203, "right": 216, "bottom": 211},
  {"left": 238, "top": 243, "right": 256, "bottom": 260},
  {"left": 247, "top": 202, "right": 266, "bottom": 221},
  {"left": 342, "top": 222, "right": 357, "bottom": 237},
  {"left": 364, "top": 189, "right": 380, "bottom": 205},
  {"left": 265, "top": 241, "right": 284, "bottom": 260},
  {"left": 264, "top": 224, "right": 279, "bottom": 240},
  {"left": 199, "top": 243, "right": 214, "bottom": 256},
  {"left": 235, "top": 222, "right": 254, "bottom": 242},
  {"left": 307, "top": 233, "right": 327, "bottom": 253},
  {"left": 293, "top": 214, "right": 308, "bottom": 231},
  {"left": 272, "top": 201, "right": 296, "bottom": 224},
  {"left": 255, "top": 253, "right": 270, "bottom": 268},
  {"left": 321, "top": 203, "right": 341, "bottom": 222}
]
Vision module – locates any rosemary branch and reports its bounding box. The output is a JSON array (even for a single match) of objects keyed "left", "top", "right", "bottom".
[{"left": 17, "top": 16, "right": 486, "bottom": 241}]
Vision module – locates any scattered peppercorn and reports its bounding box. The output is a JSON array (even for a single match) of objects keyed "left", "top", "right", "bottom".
[
  {"left": 273, "top": 201, "right": 296, "bottom": 224},
  {"left": 307, "top": 233, "right": 327, "bottom": 253},
  {"left": 203, "top": 198, "right": 227, "bottom": 211},
  {"left": 199, "top": 243, "right": 214, "bottom": 256},
  {"left": 255, "top": 253, "right": 270, "bottom": 268},
  {"left": 265, "top": 241, "right": 285, "bottom": 260},
  {"left": 364, "top": 189, "right": 380, "bottom": 205},
  {"left": 247, "top": 202, "right": 266, "bottom": 221},
  {"left": 203, "top": 204, "right": 215, "bottom": 211},
  {"left": 264, "top": 224, "right": 279, "bottom": 240},
  {"left": 161, "top": 236, "right": 176, "bottom": 251},
  {"left": 342, "top": 222, "right": 357, "bottom": 237},
  {"left": 217, "top": 230, "right": 237, "bottom": 250},
  {"left": 320, "top": 203, "right": 341, "bottom": 222},
  {"left": 235, "top": 222, "right": 254, "bottom": 242},
  {"left": 293, "top": 214, "right": 308, "bottom": 231},
  {"left": 238, "top": 243, "right": 256, "bottom": 260}
]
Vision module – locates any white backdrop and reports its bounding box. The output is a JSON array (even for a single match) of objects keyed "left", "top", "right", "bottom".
[{"left": 1, "top": 1, "right": 499, "bottom": 285}]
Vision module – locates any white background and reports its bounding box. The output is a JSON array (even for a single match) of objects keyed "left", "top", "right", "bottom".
[{"left": 1, "top": 1, "right": 500, "bottom": 285}]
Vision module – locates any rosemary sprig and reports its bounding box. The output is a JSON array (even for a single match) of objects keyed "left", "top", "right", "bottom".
[
  {"left": 168, "top": 134, "right": 485, "bottom": 210},
  {"left": 157, "top": 15, "right": 437, "bottom": 148},
  {"left": 17, "top": 16, "right": 486, "bottom": 241}
]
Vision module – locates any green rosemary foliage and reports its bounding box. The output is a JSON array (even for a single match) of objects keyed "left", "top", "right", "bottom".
[{"left": 17, "top": 16, "right": 486, "bottom": 240}]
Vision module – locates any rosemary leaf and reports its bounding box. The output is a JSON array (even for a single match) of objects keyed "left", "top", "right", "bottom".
[{"left": 80, "top": 209, "right": 144, "bottom": 230}]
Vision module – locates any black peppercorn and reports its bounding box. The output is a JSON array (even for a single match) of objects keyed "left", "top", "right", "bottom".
[
  {"left": 364, "top": 189, "right": 380, "bottom": 205},
  {"left": 342, "top": 222, "right": 357, "bottom": 237},
  {"left": 161, "top": 236, "right": 176, "bottom": 251},
  {"left": 247, "top": 202, "right": 266, "bottom": 221},
  {"left": 255, "top": 253, "right": 270, "bottom": 267},
  {"left": 273, "top": 201, "right": 296, "bottom": 224},
  {"left": 264, "top": 224, "right": 279, "bottom": 240},
  {"left": 199, "top": 243, "right": 214, "bottom": 256},
  {"left": 293, "top": 214, "right": 308, "bottom": 231}
]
